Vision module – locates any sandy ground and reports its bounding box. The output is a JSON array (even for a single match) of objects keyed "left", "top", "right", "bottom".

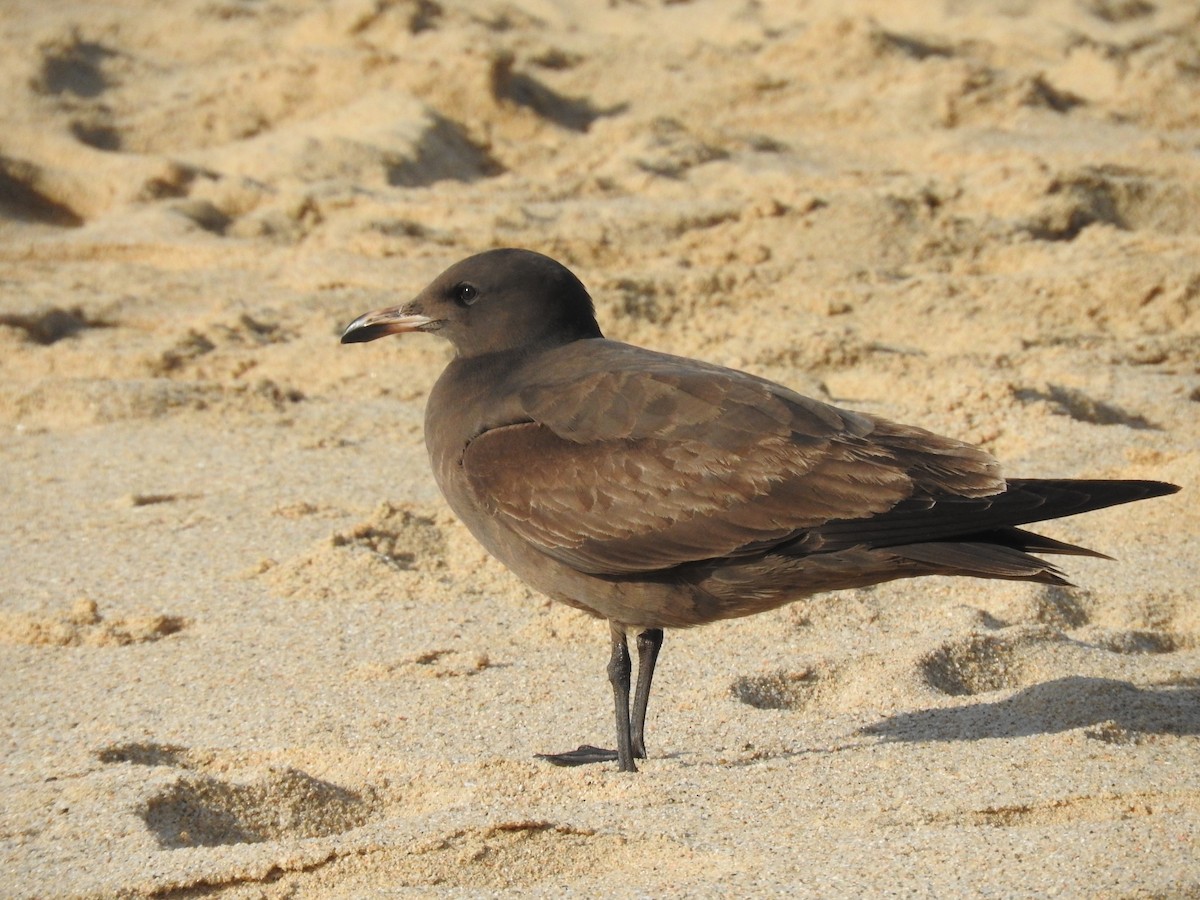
[{"left": 1, "top": 0, "right": 1198, "bottom": 896}]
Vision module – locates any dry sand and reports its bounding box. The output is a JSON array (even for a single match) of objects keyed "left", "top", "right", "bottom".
[{"left": 2, "top": 0, "right": 1198, "bottom": 896}]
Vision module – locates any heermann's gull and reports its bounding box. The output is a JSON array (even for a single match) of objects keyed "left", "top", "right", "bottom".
[{"left": 341, "top": 248, "right": 1179, "bottom": 772}]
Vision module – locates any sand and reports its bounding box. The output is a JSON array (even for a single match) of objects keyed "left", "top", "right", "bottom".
[{"left": 1, "top": 0, "right": 1198, "bottom": 896}]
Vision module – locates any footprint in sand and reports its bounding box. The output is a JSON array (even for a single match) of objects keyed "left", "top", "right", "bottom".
[
  {"left": 96, "top": 741, "right": 698, "bottom": 895},
  {"left": 96, "top": 742, "right": 377, "bottom": 849},
  {"left": 0, "top": 598, "right": 185, "bottom": 648},
  {"left": 729, "top": 664, "right": 837, "bottom": 712},
  {"left": 258, "top": 501, "right": 457, "bottom": 602},
  {"left": 141, "top": 768, "right": 375, "bottom": 849}
]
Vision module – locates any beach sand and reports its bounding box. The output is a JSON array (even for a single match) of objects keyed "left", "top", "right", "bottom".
[{"left": 1, "top": 0, "right": 1198, "bottom": 896}]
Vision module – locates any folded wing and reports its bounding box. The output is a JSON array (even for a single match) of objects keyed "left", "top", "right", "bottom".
[{"left": 462, "top": 347, "right": 1003, "bottom": 575}]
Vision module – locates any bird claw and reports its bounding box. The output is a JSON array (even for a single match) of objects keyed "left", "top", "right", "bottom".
[{"left": 535, "top": 745, "right": 619, "bottom": 766}]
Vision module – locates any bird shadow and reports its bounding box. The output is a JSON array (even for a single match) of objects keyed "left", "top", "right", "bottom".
[{"left": 858, "top": 676, "right": 1200, "bottom": 743}]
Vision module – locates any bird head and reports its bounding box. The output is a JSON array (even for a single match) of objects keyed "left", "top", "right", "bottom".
[{"left": 340, "top": 248, "right": 603, "bottom": 357}]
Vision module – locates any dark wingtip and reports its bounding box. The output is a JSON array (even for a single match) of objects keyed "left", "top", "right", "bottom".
[
  {"left": 1082, "top": 479, "right": 1180, "bottom": 502},
  {"left": 1004, "top": 478, "right": 1181, "bottom": 518},
  {"left": 1117, "top": 479, "right": 1181, "bottom": 504}
]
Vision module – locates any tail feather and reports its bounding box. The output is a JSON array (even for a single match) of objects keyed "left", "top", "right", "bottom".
[
  {"left": 971, "top": 526, "right": 1113, "bottom": 559},
  {"left": 889, "top": 541, "right": 1072, "bottom": 585}
]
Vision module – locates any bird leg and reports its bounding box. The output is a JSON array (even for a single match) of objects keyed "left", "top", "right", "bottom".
[
  {"left": 535, "top": 625, "right": 663, "bottom": 772},
  {"left": 607, "top": 626, "right": 636, "bottom": 772},
  {"left": 630, "top": 628, "right": 663, "bottom": 760}
]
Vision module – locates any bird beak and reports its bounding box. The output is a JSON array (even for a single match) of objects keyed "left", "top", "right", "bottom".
[{"left": 340, "top": 305, "right": 436, "bottom": 344}]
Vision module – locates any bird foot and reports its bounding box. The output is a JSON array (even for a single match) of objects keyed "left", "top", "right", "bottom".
[{"left": 535, "top": 745, "right": 619, "bottom": 766}]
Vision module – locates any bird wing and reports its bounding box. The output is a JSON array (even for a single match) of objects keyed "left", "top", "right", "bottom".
[{"left": 461, "top": 347, "right": 1003, "bottom": 575}]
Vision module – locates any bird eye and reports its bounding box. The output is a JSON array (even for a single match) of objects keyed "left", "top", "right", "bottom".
[{"left": 454, "top": 283, "right": 479, "bottom": 306}]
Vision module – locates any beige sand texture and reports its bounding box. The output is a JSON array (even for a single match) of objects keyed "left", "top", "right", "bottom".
[{"left": 1, "top": 0, "right": 1198, "bottom": 896}]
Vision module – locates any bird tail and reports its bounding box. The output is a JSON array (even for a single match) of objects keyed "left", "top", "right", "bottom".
[{"left": 888, "top": 540, "right": 1075, "bottom": 585}]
